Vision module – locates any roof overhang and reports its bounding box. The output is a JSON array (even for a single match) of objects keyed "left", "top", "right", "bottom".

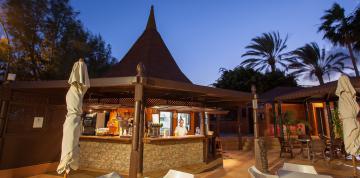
[
  {"left": 144, "top": 77, "right": 251, "bottom": 102},
  {"left": 10, "top": 76, "right": 136, "bottom": 89},
  {"left": 7, "top": 76, "right": 251, "bottom": 104},
  {"left": 275, "top": 77, "right": 360, "bottom": 102}
]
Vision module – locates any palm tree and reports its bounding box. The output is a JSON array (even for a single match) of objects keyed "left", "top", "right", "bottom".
[
  {"left": 319, "top": 3, "right": 359, "bottom": 77},
  {"left": 287, "top": 42, "right": 348, "bottom": 85},
  {"left": 352, "top": 6, "right": 360, "bottom": 51},
  {"left": 241, "top": 31, "right": 288, "bottom": 73}
]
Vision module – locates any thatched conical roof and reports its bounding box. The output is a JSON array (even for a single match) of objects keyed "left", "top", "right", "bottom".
[{"left": 103, "top": 6, "right": 191, "bottom": 83}]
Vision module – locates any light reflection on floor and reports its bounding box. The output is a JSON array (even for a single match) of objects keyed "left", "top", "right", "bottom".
[{"left": 196, "top": 149, "right": 360, "bottom": 178}]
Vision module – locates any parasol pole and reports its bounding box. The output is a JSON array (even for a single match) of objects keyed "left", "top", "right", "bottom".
[{"left": 353, "top": 155, "right": 357, "bottom": 178}]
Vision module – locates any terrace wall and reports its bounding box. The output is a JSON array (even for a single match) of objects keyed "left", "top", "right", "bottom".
[{"left": 0, "top": 88, "right": 66, "bottom": 170}]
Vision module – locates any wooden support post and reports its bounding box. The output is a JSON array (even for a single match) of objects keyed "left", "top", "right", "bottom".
[
  {"left": 0, "top": 100, "right": 8, "bottom": 136},
  {"left": 309, "top": 102, "right": 315, "bottom": 136},
  {"left": 277, "top": 100, "right": 284, "bottom": 139},
  {"left": 0, "top": 85, "right": 10, "bottom": 162},
  {"left": 237, "top": 106, "right": 242, "bottom": 150},
  {"left": 129, "top": 63, "right": 145, "bottom": 178},
  {"left": 216, "top": 114, "right": 220, "bottom": 136},
  {"left": 138, "top": 102, "right": 145, "bottom": 175},
  {"left": 304, "top": 101, "right": 310, "bottom": 136},
  {"left": 200, "top": 111, "right": 206, "bottom": 136},
  {"left": 245, "top": 107, "right": 249, "bottom": 134},
  {"left": 200, "top": 111, "right": 208, "bottom": 162},
  {"left": 325, "top": 100, "right": 335, "bottom": 160},
  {"left": 272, "top": 102, "right": 277, "bottom": 137}
]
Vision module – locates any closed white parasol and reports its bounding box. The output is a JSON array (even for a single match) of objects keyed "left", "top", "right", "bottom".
[
  {"left": 336, "top": 75, "right": 359, "bottom": 177},
  {"left": 336, "top": 75, "right": 360, "bottom": 155},
  {"left": 57, "top": 58, "right": 90, "bottom": 175}
]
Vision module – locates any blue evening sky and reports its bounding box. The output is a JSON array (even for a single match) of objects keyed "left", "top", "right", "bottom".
[{"left": 71, "top": 0, "right": 359, "bottom": 86}]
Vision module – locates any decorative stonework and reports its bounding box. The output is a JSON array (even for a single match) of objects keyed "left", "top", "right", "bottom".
[
  {"left": 143, "top": 140, "right": 203, "bottom": 172},
  {"left": 79, "top": 138, "right": 204, "bottom": 173},
  {"left": 79, "top": 141, "right": 131, "bottom": 173}
]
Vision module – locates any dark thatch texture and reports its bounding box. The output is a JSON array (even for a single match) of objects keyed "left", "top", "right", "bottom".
[{"left": 103, "top": 6, "right": 191, "bottom": 83}]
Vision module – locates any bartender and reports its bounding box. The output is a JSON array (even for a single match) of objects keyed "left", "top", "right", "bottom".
[{"left": 174, "top": 118, "right": 188, "bottom": 136}]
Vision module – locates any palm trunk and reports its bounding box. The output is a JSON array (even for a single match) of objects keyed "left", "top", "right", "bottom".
[
  {"left": 268, "top": 57, "right": 276, "bottom": 73},
  {"left": 271, "top": 64, "right": 276, "bottom": 73},
  {"left": 346, "top": 43, "right": 360, "bottom": 77},
  {"left": 317, "top": 75, "right": 325, "bottom": 85}
]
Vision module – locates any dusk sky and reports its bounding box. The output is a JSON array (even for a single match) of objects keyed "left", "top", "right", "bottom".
[{"left": 71, "top": 0, "right": 359, "bottom": 86}]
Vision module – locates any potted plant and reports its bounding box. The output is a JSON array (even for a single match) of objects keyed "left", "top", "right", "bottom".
[
  {"left": 281, "top": 111, "right": 311, "bottom": 141},
  {"left": 331, "top": 108, "right": 343, "bottom": 139}
]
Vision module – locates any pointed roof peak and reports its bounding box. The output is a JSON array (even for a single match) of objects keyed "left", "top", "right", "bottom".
[
  {"left": 146, "top": 5, "right": 157, "bottom": 30},
  {"left": 103, "top": 5, "right": 191, "bottom": 83}
]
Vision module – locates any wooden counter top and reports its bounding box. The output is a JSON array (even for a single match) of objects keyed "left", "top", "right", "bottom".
[
  {"left": 80, "top": 135, "right": 205, "bottom": 144},
  {"left": 80, "top": 135, "right": 132, "bottom": 143},
  {"left": 143, "top": 135, "right": 205, "bottom": 143}
]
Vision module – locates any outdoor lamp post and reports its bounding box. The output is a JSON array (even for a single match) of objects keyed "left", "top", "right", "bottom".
[
  {"left": 251, "top": 85, "right": 259, "bottom": 138},
  {"left": 252, "top": 85, "right": 268, "bottom": 173},
  {"left": 129, "top": 63, "right": 145, "bottom": 178}
]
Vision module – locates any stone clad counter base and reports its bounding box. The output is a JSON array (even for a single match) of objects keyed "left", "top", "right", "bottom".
[
  {"left": 79, "top": 136, "right": 204, "bottom": 174},
  {"left": 79, "top": 141, "right": 131, "bottom": 173},
  {"left": 143, "top": 140, "right": 203, "bottom": 172}
]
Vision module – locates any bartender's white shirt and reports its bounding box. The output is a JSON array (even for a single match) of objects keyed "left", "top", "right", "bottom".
[{"left": 174, "top": 126, "right": 188, "bottom": 136}]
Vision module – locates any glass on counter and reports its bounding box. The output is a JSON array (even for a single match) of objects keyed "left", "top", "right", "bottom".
[
  {"left": 148, "top": 122, "right": 163, "bottom": 137},
  {"left": 118, "top": 117, "right": 133, "bottom": 137},
  {"left": 195, "top": 127, "right": 201, "bottom": 135},
  {"left": 95, "top": 128, "right": 110, "bottom": 136},
  {"left": 162, "top": 128, "right": 170, "bottom": 137}
]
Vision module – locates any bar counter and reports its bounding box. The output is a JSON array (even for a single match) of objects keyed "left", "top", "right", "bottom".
[
  {"left": 144, "top": 135, "right": 205, "bottom": 143},
  {"left": 80, "top": 135, "right": 204, "bottom": 143},
  {"left": 80, "top": 135, "right": 132, "bottom": 143},
  {"left": 79, "top": 135, "right": 205, "bottom": 173}
]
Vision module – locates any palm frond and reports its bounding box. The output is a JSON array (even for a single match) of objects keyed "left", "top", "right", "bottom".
[
  {"left": 241, "top": 31, "right": 289, "bottom": 72},
  {"left": 287, "top": 42, "right": 347, "bottom": 84}
]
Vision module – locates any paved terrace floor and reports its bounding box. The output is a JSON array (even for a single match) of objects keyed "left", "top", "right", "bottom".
[{"left": 31, "top": 148, "right": 360, "bottom": 178}]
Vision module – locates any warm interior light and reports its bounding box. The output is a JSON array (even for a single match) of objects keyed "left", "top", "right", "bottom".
[
  {"left": 7, "top": 73, "right": 16, "bottom": 81},
  {"left": 312, "top": 103, "right": 324, "bottom": 108}
]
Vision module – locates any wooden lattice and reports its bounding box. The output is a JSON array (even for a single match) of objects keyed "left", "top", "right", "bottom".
[
  {"left": 99, "top": 98, "right": 118, "bottom": 104},
  {"left": 119, "top": 98, "right": 134, "bottom": 106},
  {"left": 84, "top": 97, "right": 202, "bottom": 107}
]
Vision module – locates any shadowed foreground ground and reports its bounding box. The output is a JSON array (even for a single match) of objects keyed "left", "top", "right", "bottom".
[
  {"left": 30, "top": 149, "right": 359, "bottom": 178},
  {"left": 197, "top": 149, "right": 359, "bottom": 178}
]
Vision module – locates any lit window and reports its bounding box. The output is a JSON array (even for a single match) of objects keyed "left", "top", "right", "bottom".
[
  {"left": 177, "top": 113, "right": 190, "bottom": 131},
  {"left": 160, "top": 111, "right": 172, "bottom": 135}
]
